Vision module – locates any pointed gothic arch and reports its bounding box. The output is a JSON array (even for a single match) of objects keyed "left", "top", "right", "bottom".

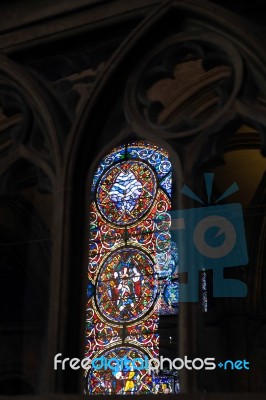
[{"left": 63, "top": 0, "right": 266, "bottom": 394}]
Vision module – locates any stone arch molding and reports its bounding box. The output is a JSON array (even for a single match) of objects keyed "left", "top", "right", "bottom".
[
  {"left": 69, "top": 0, "right": 266, "bottom": 183},
  {"left": 0, "top": 55, "right": 71, "bottom": 184}
]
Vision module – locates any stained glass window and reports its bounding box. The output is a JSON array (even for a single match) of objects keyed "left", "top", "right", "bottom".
[
  {"left": 85, "top": 140, "right": 181, "bottom": 395},
  {"left": 86, "top": 140, "right": 210, "bottom": 394}
]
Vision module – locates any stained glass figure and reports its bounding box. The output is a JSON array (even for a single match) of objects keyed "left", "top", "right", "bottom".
[{"left": 96, "top": 247, "right": 157, "bottom": 323}]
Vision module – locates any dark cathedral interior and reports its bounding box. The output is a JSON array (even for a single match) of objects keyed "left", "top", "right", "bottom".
[{"left": 0, "top": 0, "right": 266, "bottom": 398}]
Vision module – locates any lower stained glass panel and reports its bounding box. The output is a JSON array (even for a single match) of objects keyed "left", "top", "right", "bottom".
[{"left": 87, "top": 346, "right": 154, "bottom": 395}]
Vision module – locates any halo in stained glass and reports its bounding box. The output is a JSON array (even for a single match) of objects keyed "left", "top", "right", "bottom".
[
  {"left": 96, "top": 247, "right": 157, "bottom": 324},
  {"left": 96, "top": 160, "right": 157, "bottom": 225},
  {"left": 87, "top": 346, "right": 153, "bottom": 395}
]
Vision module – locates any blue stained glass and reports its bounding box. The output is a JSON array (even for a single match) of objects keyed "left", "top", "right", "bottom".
[
  {"left": 127, "top": 142, "right": 171, "bottom": 181},
  {"left": 154, "top": 375, "right": 177, "bottom": 394},
  {"left": 91, "top": 146, "right": 126, "bottom": 193},
  {"left": 87, "top": 281, "right": 95, "bottom": 299},
  {"left": 163, "top": 281, "right": 179, "bottom": 308},
  {"left": 157, "top": 241, "right": 179, "bottom": 316},
  {"left": 156, "top": 241, "right": 178, "bottom": 278},
  {"left": 109, "top": 170, "right": 142, "bottom": 212},
  {"left": 155, "top": 212, "right": 171, "bottom": 231},
  {"left": 202, "top": 270, "right": 208, "bottom": 312},
  {"left": 160, "top": 174, "right": 172, "bottom": 197}
]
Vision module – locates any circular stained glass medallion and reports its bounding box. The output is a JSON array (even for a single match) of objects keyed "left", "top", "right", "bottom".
[
  {"left": 96, "top": 161, "right": 157, "bottom": 225},
  {"left": 96, "top": 247, "right": 157, "bottom": 324},
  {"left": 87, "top": 346, "right": 153, "bottom": 395}
]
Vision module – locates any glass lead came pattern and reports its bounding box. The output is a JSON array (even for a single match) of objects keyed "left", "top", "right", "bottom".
[
  {"left": 109, "top": 170, "right": 142, "bottom": 213},
  {"left": 91, "top": 146, "right": 126, "bottom": 193},
  {"left": 96, "top": 161, "right": 157, "bottom": 225},
  {"left": 87, "top": 347, "right": 153, "bottom": 395},
  {"left": 127, "top": 142, "right": 171, "bottom": 181},
  {"left": 160, "top": 174, "right": 172, "bottom": 197},
  {"left": 96, "top": 248, "right": 157, "bottom": 324},
  {"left": 86, "top": 140, "right": 182, "bottom": 395}
]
